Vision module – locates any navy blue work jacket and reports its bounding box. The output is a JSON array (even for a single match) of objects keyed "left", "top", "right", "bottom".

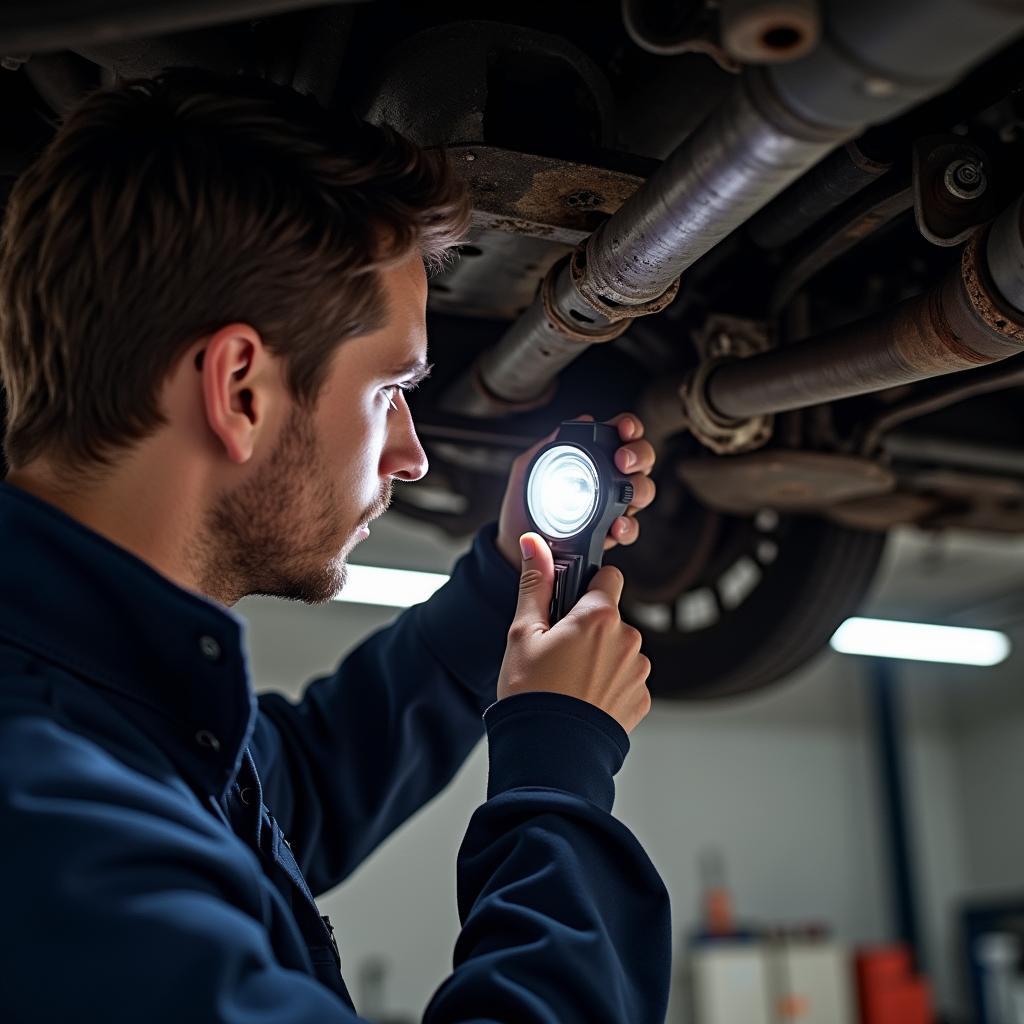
[{"left": 0, "top": 481, "right": 671, "bottom": 1022}]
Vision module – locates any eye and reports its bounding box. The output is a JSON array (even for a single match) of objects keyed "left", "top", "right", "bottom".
[{"left": 380, "top": 381, "right": 418, "bottom": 412}]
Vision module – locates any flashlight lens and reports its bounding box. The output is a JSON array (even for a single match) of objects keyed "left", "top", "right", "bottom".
[{"left": 527, "top": 445, "right": 600, "bottom": 539}]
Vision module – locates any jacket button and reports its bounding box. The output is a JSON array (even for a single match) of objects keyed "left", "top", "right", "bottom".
[
  {"left": 195, "top": 729, "right": 221, "bottom": 752},
  {"left": 199, "top": 635, "right": 222, "bottom": 662}
]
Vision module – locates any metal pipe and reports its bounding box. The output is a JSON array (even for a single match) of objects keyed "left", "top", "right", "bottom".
[
  {"left": 860, "top": 356, "right": 1024, "bottom": 454},
  {"left": 582, "top": 71, "right": 839, "bottom": 308},
  {"left": 768, "top": 0, "right": 1024, "bottom": 134},
  {"left": 986, "top": 194, "right": 1024, "bottom": 311},
  {"left": 704, "top": 201, "right": 1024, "bottom": 421},
  {"left": 0, "top": 0, "right": 373, "bottom": 54},
  {"left": 883, "top": 434, "right": 1024, "bottom": 477},
  {"left": 438, "top": 254, "right": 628, "bottom": 416},
  {"left": 443, "top": 0, "right": 1024, "bottom": 418},
  {"left": 747, "top": 139, "right": 892, "bottom": 249}
]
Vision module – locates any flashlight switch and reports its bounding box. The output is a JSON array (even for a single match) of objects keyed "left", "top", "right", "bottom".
[
  {"left": 550, "top": 555, "right": 584, "bottom": 624},
  {"left": 551, "top": 562, "right": 568, "bottom": 624},
  {"left": 620, "top": 482, "right": 634, "bottom": 504}
]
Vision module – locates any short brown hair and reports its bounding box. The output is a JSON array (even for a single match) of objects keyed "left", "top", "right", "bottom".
[{"left": 0, "top": 70, "right": 470, "bottom": 471}]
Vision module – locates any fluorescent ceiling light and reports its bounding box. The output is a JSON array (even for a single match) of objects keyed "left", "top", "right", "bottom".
[
  {"left": 334, "top": 564, "right": 450, "bottom": 608},
  {"left": 830, "top": 616, "right": 1011, "bottom": 666}
]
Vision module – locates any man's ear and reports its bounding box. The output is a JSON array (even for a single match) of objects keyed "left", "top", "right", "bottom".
[{"left": 196, "top": 323, "right": 274, "bottom": 465}]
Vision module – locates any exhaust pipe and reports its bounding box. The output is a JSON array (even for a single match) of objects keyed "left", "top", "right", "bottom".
[
  {"left": 442, "top": 0, "right": 1024, "bottom": 417},
  {"left": 697, "top": 195, "right": 1024, "bottom": 424}
]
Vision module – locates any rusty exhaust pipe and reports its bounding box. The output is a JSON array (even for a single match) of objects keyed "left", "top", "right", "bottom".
[{"left": 698, "top": 197, "right": 1024, "bottom": 426}]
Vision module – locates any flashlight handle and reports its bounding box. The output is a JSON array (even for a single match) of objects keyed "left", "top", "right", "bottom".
[{"left": 550, "top": 555, "right": 594, "bottom": 625}]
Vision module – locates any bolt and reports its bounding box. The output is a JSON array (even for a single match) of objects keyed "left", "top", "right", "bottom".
[
  {"left": 564, "top": 190, "right": 603, "bottom": 210},
  {"left": 943, "top": 158, "right": 987, "bottom": 200}
]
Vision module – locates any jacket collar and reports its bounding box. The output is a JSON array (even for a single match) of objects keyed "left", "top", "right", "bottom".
[{"left": 0, "top": 481, "right": 255, "bottom": 795}]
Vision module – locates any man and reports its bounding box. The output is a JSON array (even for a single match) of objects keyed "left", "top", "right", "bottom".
[{"left": 0, "top": 72, "right": 670, "bottom": 1022}]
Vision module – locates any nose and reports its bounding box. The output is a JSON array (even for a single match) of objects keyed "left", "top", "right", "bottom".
[{"left": 381, "top": 399, "right": 429, "bottom": 482}]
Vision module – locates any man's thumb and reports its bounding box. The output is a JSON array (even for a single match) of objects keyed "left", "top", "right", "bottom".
[{"left": 513, "top": 532, "right": 553, "bottom": 631}]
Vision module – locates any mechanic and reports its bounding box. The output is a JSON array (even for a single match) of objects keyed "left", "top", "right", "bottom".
[{"left": 0, "top": 71, "right": 671, "bottom": 1023}]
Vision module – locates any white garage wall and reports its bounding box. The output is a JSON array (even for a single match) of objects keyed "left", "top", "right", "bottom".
[
  {"left": 950, "top": 680, "right": 1024, "bottom": 898},
  {"left": 901, "top": 657, "right": 1024, "bottom": 1018}
]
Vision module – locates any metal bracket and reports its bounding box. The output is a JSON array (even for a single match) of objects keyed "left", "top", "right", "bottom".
[
  {"left": 621, "top": 0, "right": 741, "bottom": 73},
  {"left": 544, "top": 255, "right": 627, "bottom": 343},
  {"left": 912, "top": 135, "right": 998, "bottom": 247},
  {"left": 680, "top": 315, "right": 775, "bottom": 454},
  {"left": 571, "top": 244, "right": 682, "bottom": 323}
]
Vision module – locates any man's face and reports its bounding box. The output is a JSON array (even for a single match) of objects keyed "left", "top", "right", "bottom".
[{"left": 202, "top": 254, "right": 430, "bottom": 605}]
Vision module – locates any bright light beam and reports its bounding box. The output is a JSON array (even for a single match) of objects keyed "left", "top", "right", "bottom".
[
  {"left": 830, "top": 616, "right": 1011, "bottom": 666},
  {"left": 334, "top": 564, "right": 450, "bottom": 608}
]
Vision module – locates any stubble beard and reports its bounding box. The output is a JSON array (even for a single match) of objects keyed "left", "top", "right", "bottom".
[{"left": 198, "top": 405, "right": 390, "bottom": 606}]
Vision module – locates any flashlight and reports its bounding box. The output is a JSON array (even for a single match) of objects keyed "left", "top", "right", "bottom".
[{"left": 525, "top": 420, "right": 634, "bottom": 624}]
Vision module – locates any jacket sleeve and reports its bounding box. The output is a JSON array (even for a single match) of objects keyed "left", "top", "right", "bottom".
[
  {"left": 251, "top": 522, "right": 520, "bottom": 896},
  {"left": 424, "top": 692, "right": 673, "bottom": 1024}
]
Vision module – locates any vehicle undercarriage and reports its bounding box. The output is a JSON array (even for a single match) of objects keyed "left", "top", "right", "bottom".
[{"left": 3, "top": 0, "right": 1024, "bottom": 696}]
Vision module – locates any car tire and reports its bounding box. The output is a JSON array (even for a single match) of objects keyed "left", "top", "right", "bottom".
[{"left": 616, "top": 514, "right": 886, "bottom": 699}]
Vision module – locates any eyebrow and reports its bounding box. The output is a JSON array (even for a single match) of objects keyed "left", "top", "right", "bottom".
[{"left": 385, "top": 359, "right": 433, "bottom": 385}]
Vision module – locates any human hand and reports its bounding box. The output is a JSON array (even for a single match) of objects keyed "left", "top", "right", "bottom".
[
  {"left": 494, "top": 413, "right": 657, "bottom": 569},
  {"left": 496, "top": 531, "right": 652, "bottom": 734}
]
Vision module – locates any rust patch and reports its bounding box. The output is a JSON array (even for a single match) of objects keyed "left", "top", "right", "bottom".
[
  {"left": 677, "top": 451, "right": 895, "bottom": 515},
  {"left": 540, "top": 255, "right": 626, "bottom": 344},
  {"left": 829, "top": 491, "right": 940, "bottom": 530},
  {"left": 961, "top": 232, "right": 1024, "bottom": 344},
  {"left": 470, "top": 212, "right": 561, "bottom": 238},
  {"left": 451, "top": 144, "right": 644, "bottom": 242},
  {"left": 571, "top": 244, "right": 681, "bottom": 320},
  {"left": 895, "top": 276, "right": 990, "bottom": 373},
  {"left": 890, "top": 238, "right": 1024, "bottom": 378},
  {"left": 516, "top": 164, "right": 640, "bottom": 228}
]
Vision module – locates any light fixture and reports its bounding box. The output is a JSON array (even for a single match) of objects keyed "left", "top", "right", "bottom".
[
  {"left": 830, "top": 616, "right": 1011, "bottom": 666},
  {"left": 334, "top": 565, "right": 449, "bottom": 608},
  {"left": 525, "top": 420, "right": 634, "bottom": 623}
]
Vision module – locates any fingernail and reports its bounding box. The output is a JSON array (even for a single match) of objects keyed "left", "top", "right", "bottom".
[
  {"left": 620, "top": 449, "right": 636, "bottom": 470},
  {"left": 623, "top": 419, "right": 636, "bottom": 439},
  {"left": 520, "top": 536, "right": 535, "bottom": 561}
]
